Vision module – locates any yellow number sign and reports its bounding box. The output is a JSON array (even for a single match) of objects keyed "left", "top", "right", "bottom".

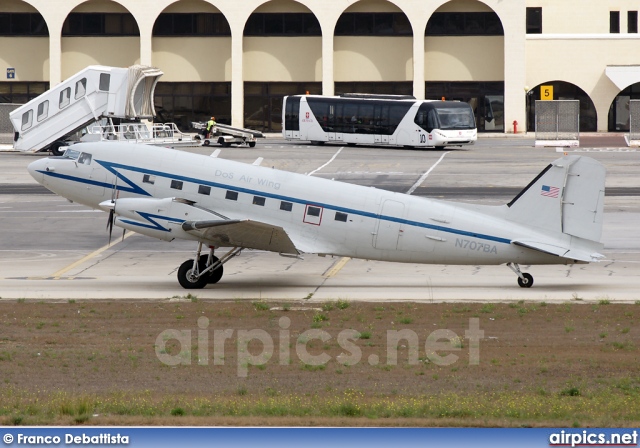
[{"left": 541, "top": 85, "right": 554, "bottom": 100}]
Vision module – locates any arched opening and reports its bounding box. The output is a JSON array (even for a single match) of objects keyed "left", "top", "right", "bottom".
[
  {"left": 334, "top": 0, "right": 413, "bottom": 96},
  {"left": 0, "top": 0, "right": 49, "bottom": 106},
  {"left": 526, "top": 81, "right": 597, "bottom": 132},
  {"left": 608, "top": 83, "right": 640, "bottom": 132},
  {"left": 425, "top": 0, "right": 504, "bottom": 132},
  {"left": 243, "top": 0, "right": 322, "bottom": 132},
  {"left": 61, "top": 0, "right": 140, "bottom": 79},
  {"left": 152, "top": 0, "right": 232, "bottom": 129}
]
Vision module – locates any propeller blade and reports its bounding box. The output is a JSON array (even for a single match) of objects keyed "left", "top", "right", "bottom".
[{"left": 107, "top": 209, "right": 114, "bottom": 245}]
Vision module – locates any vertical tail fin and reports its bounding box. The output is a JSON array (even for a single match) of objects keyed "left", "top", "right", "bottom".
[{"left": 506, "top": 155, "right": 605, "bottom": 242}]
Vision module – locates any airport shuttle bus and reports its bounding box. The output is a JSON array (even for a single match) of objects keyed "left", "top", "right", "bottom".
[{"left": 282, "top": 94, "right": 477, "bottom": 149}]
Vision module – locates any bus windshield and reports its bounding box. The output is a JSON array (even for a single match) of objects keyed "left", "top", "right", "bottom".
[
  {"left": 434, "top": 107, "right": 475, "bottom": 130},
  {"left": 414, "top": 102, "right": 475, "bottom": 132}
]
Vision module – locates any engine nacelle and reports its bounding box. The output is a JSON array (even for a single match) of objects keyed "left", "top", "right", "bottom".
[{"left": 100, "top": 197, "right": 221, "bottom": 241}]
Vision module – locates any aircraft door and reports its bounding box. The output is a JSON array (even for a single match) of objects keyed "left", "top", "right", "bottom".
[
  {"left": 89, "top": 168, "right": 106, "bottom": 196},
  {"left": 373, "top": 200, "right": 405, "bottom": 250}
]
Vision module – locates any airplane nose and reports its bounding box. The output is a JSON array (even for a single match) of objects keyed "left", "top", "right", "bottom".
[{"left": 27, "top": 157, "right": 48, "bottom": 184}]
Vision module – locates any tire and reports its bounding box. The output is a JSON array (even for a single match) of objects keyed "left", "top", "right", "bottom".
[
  {"left": 347, "top": 143, "right": 356, "bottom": 147},
  {"left": 50, "top": 141, "right": 67, "bottom": 156},
  {"left": 199, "top": 255, "right": 223, "bottom": 284},
  {"left": 248, "top": 142, "right": 256, "bottom": 148},
  {"left": 435, "top": 146, "right": 445, "bottom": 150},
  {"left": 310, "top": 141, "right": 325, "bottom": 146},
  {"left": 517, "top": 273, "right": 534, "bottom": 288},
  {"left": 177, "top": 259, "right": 208, "bottom": 289},
  {"left": 203, "top": 140, "right": 210, "bottom": 146}
]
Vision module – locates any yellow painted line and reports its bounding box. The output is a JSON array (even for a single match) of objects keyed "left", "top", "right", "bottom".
[
  {"left": 323, "top": 256, "right": 351, "bottom": 278},
  {"left": 50, "top": 231, "right": 134, "bottom": 278}
]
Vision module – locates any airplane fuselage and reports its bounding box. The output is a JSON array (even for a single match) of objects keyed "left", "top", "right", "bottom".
[{"left": 28, "top": 143, "right": 568, "bottom": 267}]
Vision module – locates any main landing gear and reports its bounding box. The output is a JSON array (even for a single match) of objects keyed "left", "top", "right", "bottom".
[
  {"left": 507, "top": 262, "right": 534, "bottom": 288},
  {"left": 177, "top": 243, "right": 242, "bottom": 289}
]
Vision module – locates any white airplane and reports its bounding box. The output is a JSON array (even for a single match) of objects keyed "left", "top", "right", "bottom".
[{"left": 27, "top": 142, "right": 605, "bottom": 289}]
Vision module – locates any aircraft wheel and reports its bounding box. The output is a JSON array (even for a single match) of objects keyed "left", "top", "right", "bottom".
[
  {"left": 50, "top": 141, "right": 67, "bottom": 156},
  {"left": 199, "top": 255, "right": 224, "bottom": 284},
  {"left": 177, "top": 259, "right": 208, "bottom": 289},
  {"left": 517, "top": 273, "right": 534, "bottom": 288}
]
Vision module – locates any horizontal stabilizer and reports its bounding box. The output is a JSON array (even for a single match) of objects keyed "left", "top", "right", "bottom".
[
  {"left": 182, "top": 219, "right": 299, "bottom": 255},
  {"left": 513, "top": 239, "right": 604, "bottom": 263}
]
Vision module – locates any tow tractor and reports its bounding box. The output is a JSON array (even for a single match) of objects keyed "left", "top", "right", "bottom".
[{"left": 192, "top": 121, "right": 262, "bottom": 147}]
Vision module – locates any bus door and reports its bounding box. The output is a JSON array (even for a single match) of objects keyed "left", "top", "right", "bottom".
[
  {"left": 283, "top": 96, "right": 300, "bottom": 139},
  {"left": 373, "top": 104, "right": 390, "bottom": 144},
  {"left": 328, "top": 102, "right": 344, "bottom": 142}
]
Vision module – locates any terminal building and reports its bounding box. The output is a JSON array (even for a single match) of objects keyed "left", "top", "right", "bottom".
[{"left": 1, "top": 0, "right": 639, "bottom": 133}]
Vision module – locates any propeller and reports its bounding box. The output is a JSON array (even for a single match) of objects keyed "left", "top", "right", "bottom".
[{"left": 106, "top": 176, "right": 118, "bottom": 245}]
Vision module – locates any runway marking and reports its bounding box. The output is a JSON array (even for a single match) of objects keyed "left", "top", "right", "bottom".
[
  {"left": 323, "top": 256, "right": 352, "bottom": 278},
  {"left": 406, "top": 151, "right": 451, "bottom": 195},
  {"left": 307, "top": 147, "right": 344, "bottom": 176},
  {"left": 50, "top": 231, "right": 134, "bottom": 278},
  {"left": 557, "top": 148, "right": 639, "bottom": 153}
]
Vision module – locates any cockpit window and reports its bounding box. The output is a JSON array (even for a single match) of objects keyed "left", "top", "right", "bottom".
[
  {"left": 78, "top": 152, "right": 92, "bottom": 165},
  {"left": 62, "top": 148, "right": 80, "bottom": 159}
]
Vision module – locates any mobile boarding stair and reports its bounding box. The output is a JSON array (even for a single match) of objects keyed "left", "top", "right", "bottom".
[
  {"left": 192, "top": 121, "right": 263, "bottom": 147},
  {"left": 10, "top": 65, "right": 164, "bottom": 155}
]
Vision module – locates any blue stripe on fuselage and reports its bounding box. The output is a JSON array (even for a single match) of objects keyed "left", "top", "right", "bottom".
[{"left": 42, "top": 160, "right": 512, "bottom": 246}]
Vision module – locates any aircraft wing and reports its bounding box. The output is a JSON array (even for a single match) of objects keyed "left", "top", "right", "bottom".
[
  {"left": 182, "top": 219, "right": 300, "bottom": 255},
  {"left": 512, "top": 239, "right": 604, "bottom": 263}
]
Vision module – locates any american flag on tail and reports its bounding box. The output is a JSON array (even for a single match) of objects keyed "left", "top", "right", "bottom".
[{"left": 540, "top": 185, "right": 560, "bottom": 198}]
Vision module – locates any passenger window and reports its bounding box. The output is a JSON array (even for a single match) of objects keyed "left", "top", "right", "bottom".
[
  {"left": 143, "top": 174, "right": 155, "bottom": 184},
  {"left": 335, "top": 212, "right": 348, "bottom": 222},
  {"left": 307, "top": 206, "right": 321, "bottom": 217},
  {"left": 253, "top": 196, "right": 266, "bottom": 206},
  {"left": 198, "top": 185, "right": 211, "bottom": 195},
  {"left": 75, "top": 78, "right": 87, "bottom": 99},
  {"left": 280, "top": 201, "right": 293, "bottom": 212},
  {"left": 170, "top": 180, "right": 183, "bottom": 190},
  {"left": 225, "top": 190, "right": 238, "bottom": 201},
  {"left": 37, "top": 101, "right": 49, "bottom": 122},
  {"left": 59, "top": 88, "right": 71, "bottom": 108},
  {"left": 21, "top": 110, "right": 33, "bottom": 131},
  {"left": 99, "top": 73, "right": 110, "bottom": 91},
  {"left": 78, "top": 152, "right": 92, "bottom": 165}
]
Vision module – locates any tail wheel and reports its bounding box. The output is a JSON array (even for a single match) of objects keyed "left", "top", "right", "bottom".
[{"left": 517, "top": 273, "right": 534, "bottom": 288}]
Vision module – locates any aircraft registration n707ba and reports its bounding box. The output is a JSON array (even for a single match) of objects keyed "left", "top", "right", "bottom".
[{"left": 27, "top": 142, "right": 606, "bottom": 289}]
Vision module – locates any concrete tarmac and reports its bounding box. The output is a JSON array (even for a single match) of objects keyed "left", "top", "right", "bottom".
[{"left": 1, "top": 137, "right": 638, "bottom": 302}]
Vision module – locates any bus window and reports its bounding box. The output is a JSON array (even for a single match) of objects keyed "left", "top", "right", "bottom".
[
  {"left": 435, "top": 106, "right": 475, "bottom": 129},
  {"left": 285, "top": 96, "right": 300, "bottom": 131},
  {"left": 389, "top": 103, "right": 412, "bottom": 134},
  {"left": 358, "top": 103, "right": 374, "bottom": 133},
  {"left": 307, "top": 97, "right": 330, "bottom": 131}
]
